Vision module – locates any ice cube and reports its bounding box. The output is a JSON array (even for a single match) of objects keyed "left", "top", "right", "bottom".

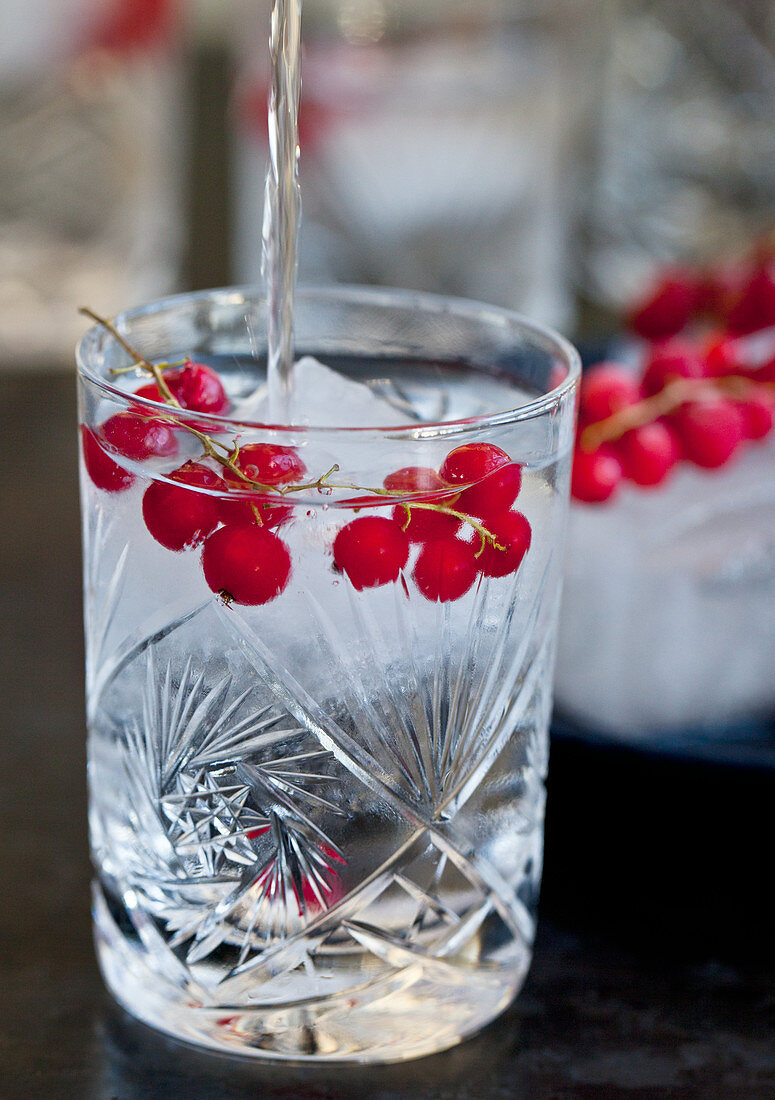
[
  {"left": 287, "top": 356, "right": 412, "bottom": 427},
  {"left": 554, "top": 441, "right": 775, "bottom": 738},
  {"left": 235, "top": 356, "right": 412, "bottom": 428}
]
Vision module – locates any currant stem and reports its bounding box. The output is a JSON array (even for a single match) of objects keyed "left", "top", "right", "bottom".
[
  {"left": 108, "top": 358, "right": 188, "bottom": 378},
  {"left": 395, "top": 501, "right": 504, "bottom": 554},
  {"left": 80, "top": 307, "right": 181, "bottom": 407},
  {"left": 580, "top": 373, "right": 774, "bottom": 451}
]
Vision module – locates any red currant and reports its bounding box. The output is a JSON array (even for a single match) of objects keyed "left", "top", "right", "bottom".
[
  {"left": 384, "top": 466, "right": 461, "bottom": 542},
  {"left": 672, "top": 399, "right": 746, "bottom": 469},
  {"left": 696, "top": 261, "right": 746, "bottom": 320},
  {"left": 617, "top": 421, "right": 681, "bottom": 488},
  {"left": 81, "top": 425, "right": 134, "bottom": 492},
  {"left": 571, "top": 445, "right": 623, "bottom": 504},
  {"left": 703, "top": 335, "right": 745, "bottom": 378},
  {"left": 219, "top": 443, "right": 305, "bottom": 528},
  {"left": 579, "top": 364, "right": 640, "bottom": 424},
  {"left": 726, "top": 260, "right": 775, "bottom": 335},
  {"left": 735, "top": 395, "right": 774, "bottom": 441},
  {"left": 439, "top": 443, "right": 521, "bottom": 517},
  {"left": 477, "top": 511, "right": 532, "bottom": 578},
  {"left": 747, "top": 355, "right": 775, "bottom": 385},
  {"left": 332, "top": 516, "right": 409, "bottom": 591},
  {"left": 142, "top": 462, "right": 223, "bottom": 551},
  {"left": 383, "top": 466, "right": 445, "bottom": 494},
  {"left": 413, "top": 538, "right": 479, "bottom": 602},
  {"left": 629, "top": 269, "right": 698, "bottom": 340},
  {"left": 102, "top": 410, "right": 178, "bottom": 460},
  {"left": 641, "top": 341, "right": 705, "bottom": 398},
  {"left": 202, "top": 524, "right": 291, "bottom": 605},
  {"left": 134, "top": 360, "right": 229, "bottom": 415},
  {"left": 393, "top": 504, "right": 461, "bottom": 542},
  {"left": 231, "top": 442, "right": 306, "bottom": 485}
]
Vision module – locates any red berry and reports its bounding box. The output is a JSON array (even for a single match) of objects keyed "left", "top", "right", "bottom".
[
  {"left": 697, "top": 262, "right": 746, "bottom": 320},
  {"left": 202, "top": 524, "right": 291, "bottom": 605},
  {"left": 703, "top": 336, "right": 745, "bottom": 378},
  {"left": 746, "top": 355, "right": 775, "bottom": 385},
  {"left": 629, "top": 270, "right": 698, "bottom": 340},
  {"left": 478, "top": 511, "right": 532, "bottom": 578},
  {"left": 142, "top": 462, "right": 223, "bottom": 551},
  {"left": 332, "top": 516, "right": 409, "bottom": 591},
  {"left": 641, "top": 340, "right": 706, "bottom": 398},
  {"left": 219, "top": 486, "right": 293, "bottom": 529},
  {"left": 439, "top": 443, "right": 521, "bottom": 517},
  {"left": 617, "top": 421, "right": 681, "bottom": 488},
  {"left": 133, "top": 382, "right": 162, "bottom": 402},
  {"left": 726, "top": 261, "right": 775, "bottom": 335},
  {"left": 579, "top": 364, "right": 640, "bottom": 424},
  {"left": 571, "top": 445, "right": 623, "bottom": 504},
  {"left": 673, "top": 399, "right": 746, "bottom": 469},
  {"left": 134, "top": 361, "right": 229, "bottom": 415},
  {"left": 102, "top": 410, "right": 178, "bottom": 460},
  {"left": 231, "top": 442, "right": 306, "bottom": 485},
  {"left": 81, "top": 425, "right": 134, "bottom": 492},
  {"left": 393, "top": 504, "right": 461, "bottom": 542},
  {"left": 735, "top": 395, "right": 774, "bottom": 441},
  {"left": 413, "top": 538, "right": 479, "bottom": 602},
  {"left": 384, "top": 466, "right": 461, "bottom": 542},
  {"left": 219, "top": 443, "right": 305, "bottom": 528},
  {"left": 383, "top": 466, "right": 444, "bottom": 494}
]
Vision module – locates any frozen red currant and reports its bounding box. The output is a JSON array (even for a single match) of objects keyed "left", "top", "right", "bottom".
[
  {"left": 142, "top": 462, "right": 223, "bottom": 551},
  {"left": 672, "top": 399, "right": 746, "bottom": 469},
  {"left": 617, "top": 421, "right": 681, "bottom": 488},
  {"left": 134, "top": 360, "right": 229, "bottom": 415},
  {"left": 219, "top": 443, "right": 306, "bottom": 528},
  {"left": 641, "top": 341, "right": 705, "bottom": 398},
  {"left": 477, "top": 511, "right": 532, "bottom": 578},
  {"left": 579, "top": 364, "right": 640, "bottom": 424},
  {"left": 332, "top": 516, "right": 409, "bottom": 591},
  {"left": 385, "top": 466, "right": 461, "bottom": 542},
  {"left": 102, "top": 410, "right": 178, "bottom": 460},
  {"left": 413, "top": 537, "right": 479, "bottom": 602},
  {"left": 81, "top": 425, "right": 134, "bottom": 492},
  {"left": 202, "top": 524, "right": 292, "bottom": 605},
  {"left": 571, "top": 445, "right": 623, "bottom": 504},
  {"left": 439, "top": 443, "right": 521, "bottom": 517}
]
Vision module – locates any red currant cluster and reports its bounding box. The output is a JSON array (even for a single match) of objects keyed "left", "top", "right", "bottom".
[
  {"left": 572, "top": 339, "right": 775, "bottom": 504},
  {"left": 629, "top": 243, "right": 775, "bottom": 341},
  {"left": 82, "top": 349, "right": 531, "bottom": 606},
  {"left": 333, "top": 445, "right": 530, "bottom": 603}
]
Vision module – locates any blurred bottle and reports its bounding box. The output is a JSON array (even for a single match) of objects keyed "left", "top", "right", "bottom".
[{"left": 232, "top": 0, "right": 610, "bottom": 332}]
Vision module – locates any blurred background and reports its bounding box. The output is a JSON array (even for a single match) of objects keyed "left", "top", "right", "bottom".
[{"left": 3, "top": 0, "right": 775, "bottom": 363}]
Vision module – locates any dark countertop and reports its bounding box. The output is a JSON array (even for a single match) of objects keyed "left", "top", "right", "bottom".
[{"left": 2, "top": 372, "right": 774, "bottom": 1099}]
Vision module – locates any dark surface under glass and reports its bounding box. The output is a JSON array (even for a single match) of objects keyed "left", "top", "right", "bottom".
[{"left": 2, "top": 371, "right": 774, "bottom": 1099}]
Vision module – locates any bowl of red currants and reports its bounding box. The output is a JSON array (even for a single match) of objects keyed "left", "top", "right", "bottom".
[{"left": 554, "top": 241, "right": 775, "bottom": 754}]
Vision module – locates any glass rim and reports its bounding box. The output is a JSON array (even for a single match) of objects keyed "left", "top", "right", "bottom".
[{"left": 76, "top": 284, "right": 581, "bottom": 437}]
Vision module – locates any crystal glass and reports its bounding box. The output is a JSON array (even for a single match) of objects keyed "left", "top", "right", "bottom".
[{"left": 76, "top": 286, "right": 578, "bottom": 1062}]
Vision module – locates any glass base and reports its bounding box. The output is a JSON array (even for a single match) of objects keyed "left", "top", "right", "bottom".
[{"left": 93, "top": 881, "right": 529, "bottom": 1064}]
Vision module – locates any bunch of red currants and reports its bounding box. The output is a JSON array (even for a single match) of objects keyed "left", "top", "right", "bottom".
[
  {"left": 82, "top": 363, "right": 531, "bottom": 607},
  {"left": 573, "top": 246, "right": 775, "bottom": 505}
]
